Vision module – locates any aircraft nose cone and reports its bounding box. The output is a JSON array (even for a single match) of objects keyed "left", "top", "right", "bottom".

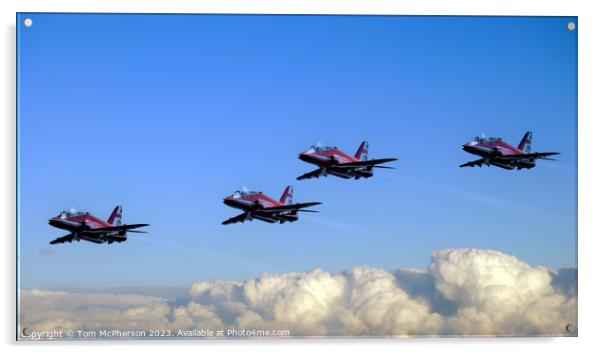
[
  {"left": 223, "top": 197, "right": 238, "bottom": 207},
  {"left": 298, "top": 152, "right": 313, "bottom": 162},
  {"left": 462, "top": 142, "right": 476, "bottom": 150},
  {"left": 48, "top": 218, "right": 61, "bottom": 227}
]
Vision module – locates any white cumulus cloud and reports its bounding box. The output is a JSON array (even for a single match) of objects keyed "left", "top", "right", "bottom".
[{"left": 19, "top": 248, "right": 577, "bottom": 338}]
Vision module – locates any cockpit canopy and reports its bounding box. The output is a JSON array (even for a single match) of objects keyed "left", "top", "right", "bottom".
[
  {"left": 233, "top": 189, "right": 260, "bottom": 197},
  {"left": 474, "top": 136, "right": 502, "bottom": 143},
  {"left": 59, "top": 209, "right": 87, "bottom": 218},
  {"left": 305, "top": 144, "right": 335, "bottom": 153}
]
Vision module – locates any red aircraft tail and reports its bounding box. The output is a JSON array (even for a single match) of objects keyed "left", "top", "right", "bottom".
[
  {"left": 279, "top": 185, "right": 294, "bottom": 205},
  {"left": 354, "top": 141, "right": 369, "bottom": 161},
  {"left": 518, "top": 131, "right": 533, "bottom": 153},
  {"left": 107, "top": 205, "right": 123, "bottom": 226}
]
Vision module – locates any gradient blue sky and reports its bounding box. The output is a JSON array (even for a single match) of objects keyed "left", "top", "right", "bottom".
[{"left": 17, "top": 14, "right": 577, "bottom": 289}]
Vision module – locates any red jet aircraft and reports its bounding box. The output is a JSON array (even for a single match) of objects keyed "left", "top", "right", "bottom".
[
  {"left": 297, "top": 141, "right": 397, "bottom": 180},
  {"left": 222, "top": 185, "right": 321, "bottom": 225},
  {"left": 48, "top": 206, "right": 149, "bottom": 244},
  {"left": 460, "top": 132, "right": 559, "bottom": 170}
]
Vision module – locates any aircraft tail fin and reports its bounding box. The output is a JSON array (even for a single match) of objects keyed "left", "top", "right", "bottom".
[
  {"left": 107, "top": 205, "right": 123, "bottom": 226},
  {"left": 518, "top": 131, "right": 532, "bottom": 153},
  {"left": 354, "top": 141, "right": 369, "bottom": 161},
  {"left": 279, "top": 185, "right": 294, "bottom": 205}
]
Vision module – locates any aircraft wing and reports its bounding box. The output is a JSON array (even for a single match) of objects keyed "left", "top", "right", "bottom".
[
  {"left": 498, "top": 152, "right": 560, "bottom": 160},
  {"left": 460, "top": 159, "right": 486, "bottom": 167},
  {"left": 222, "top": 213, "right": 249, "bottom": 225},
  {"left": 336, "top": 158, "right": 397, "bottom": 168},
  {"left": 85, "top": 223, "right": 149, "bottom": 233},
  {"left": 49, "top": 233, "right": 75, "bottom": 244},
  {"left": 296, "top": 169, "right": 323, "bottom": 180},
  {"left": 262, "top": 202, "right": 322, "bottom": 212}
]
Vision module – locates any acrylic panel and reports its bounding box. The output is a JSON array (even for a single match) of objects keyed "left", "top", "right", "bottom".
[{"left": 16, "top": 13, "right": 577, "bottom": 340}]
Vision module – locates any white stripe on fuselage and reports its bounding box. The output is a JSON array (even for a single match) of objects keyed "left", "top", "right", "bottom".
[
  {"left": 326, "top": 168, "right": 354, "bottom": 179},
  {"left": 251, "top": 214, "right": 278, "bottom": 223}
]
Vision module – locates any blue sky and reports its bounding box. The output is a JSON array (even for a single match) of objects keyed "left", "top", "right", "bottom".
[{"left": 17, "top": 14, "right": 577, "bottom": 289}]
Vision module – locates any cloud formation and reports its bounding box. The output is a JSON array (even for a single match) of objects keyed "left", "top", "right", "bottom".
[{"left": 19, "top": 248, "right": 577, "bottom": 338}]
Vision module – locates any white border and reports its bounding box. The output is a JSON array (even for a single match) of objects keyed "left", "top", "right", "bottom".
[
  {"left": 2, "top": 1, "right": 600, "bottom": 353},
  {"left": 0, "top": 0, "right": 587, "bottom": 16}
]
